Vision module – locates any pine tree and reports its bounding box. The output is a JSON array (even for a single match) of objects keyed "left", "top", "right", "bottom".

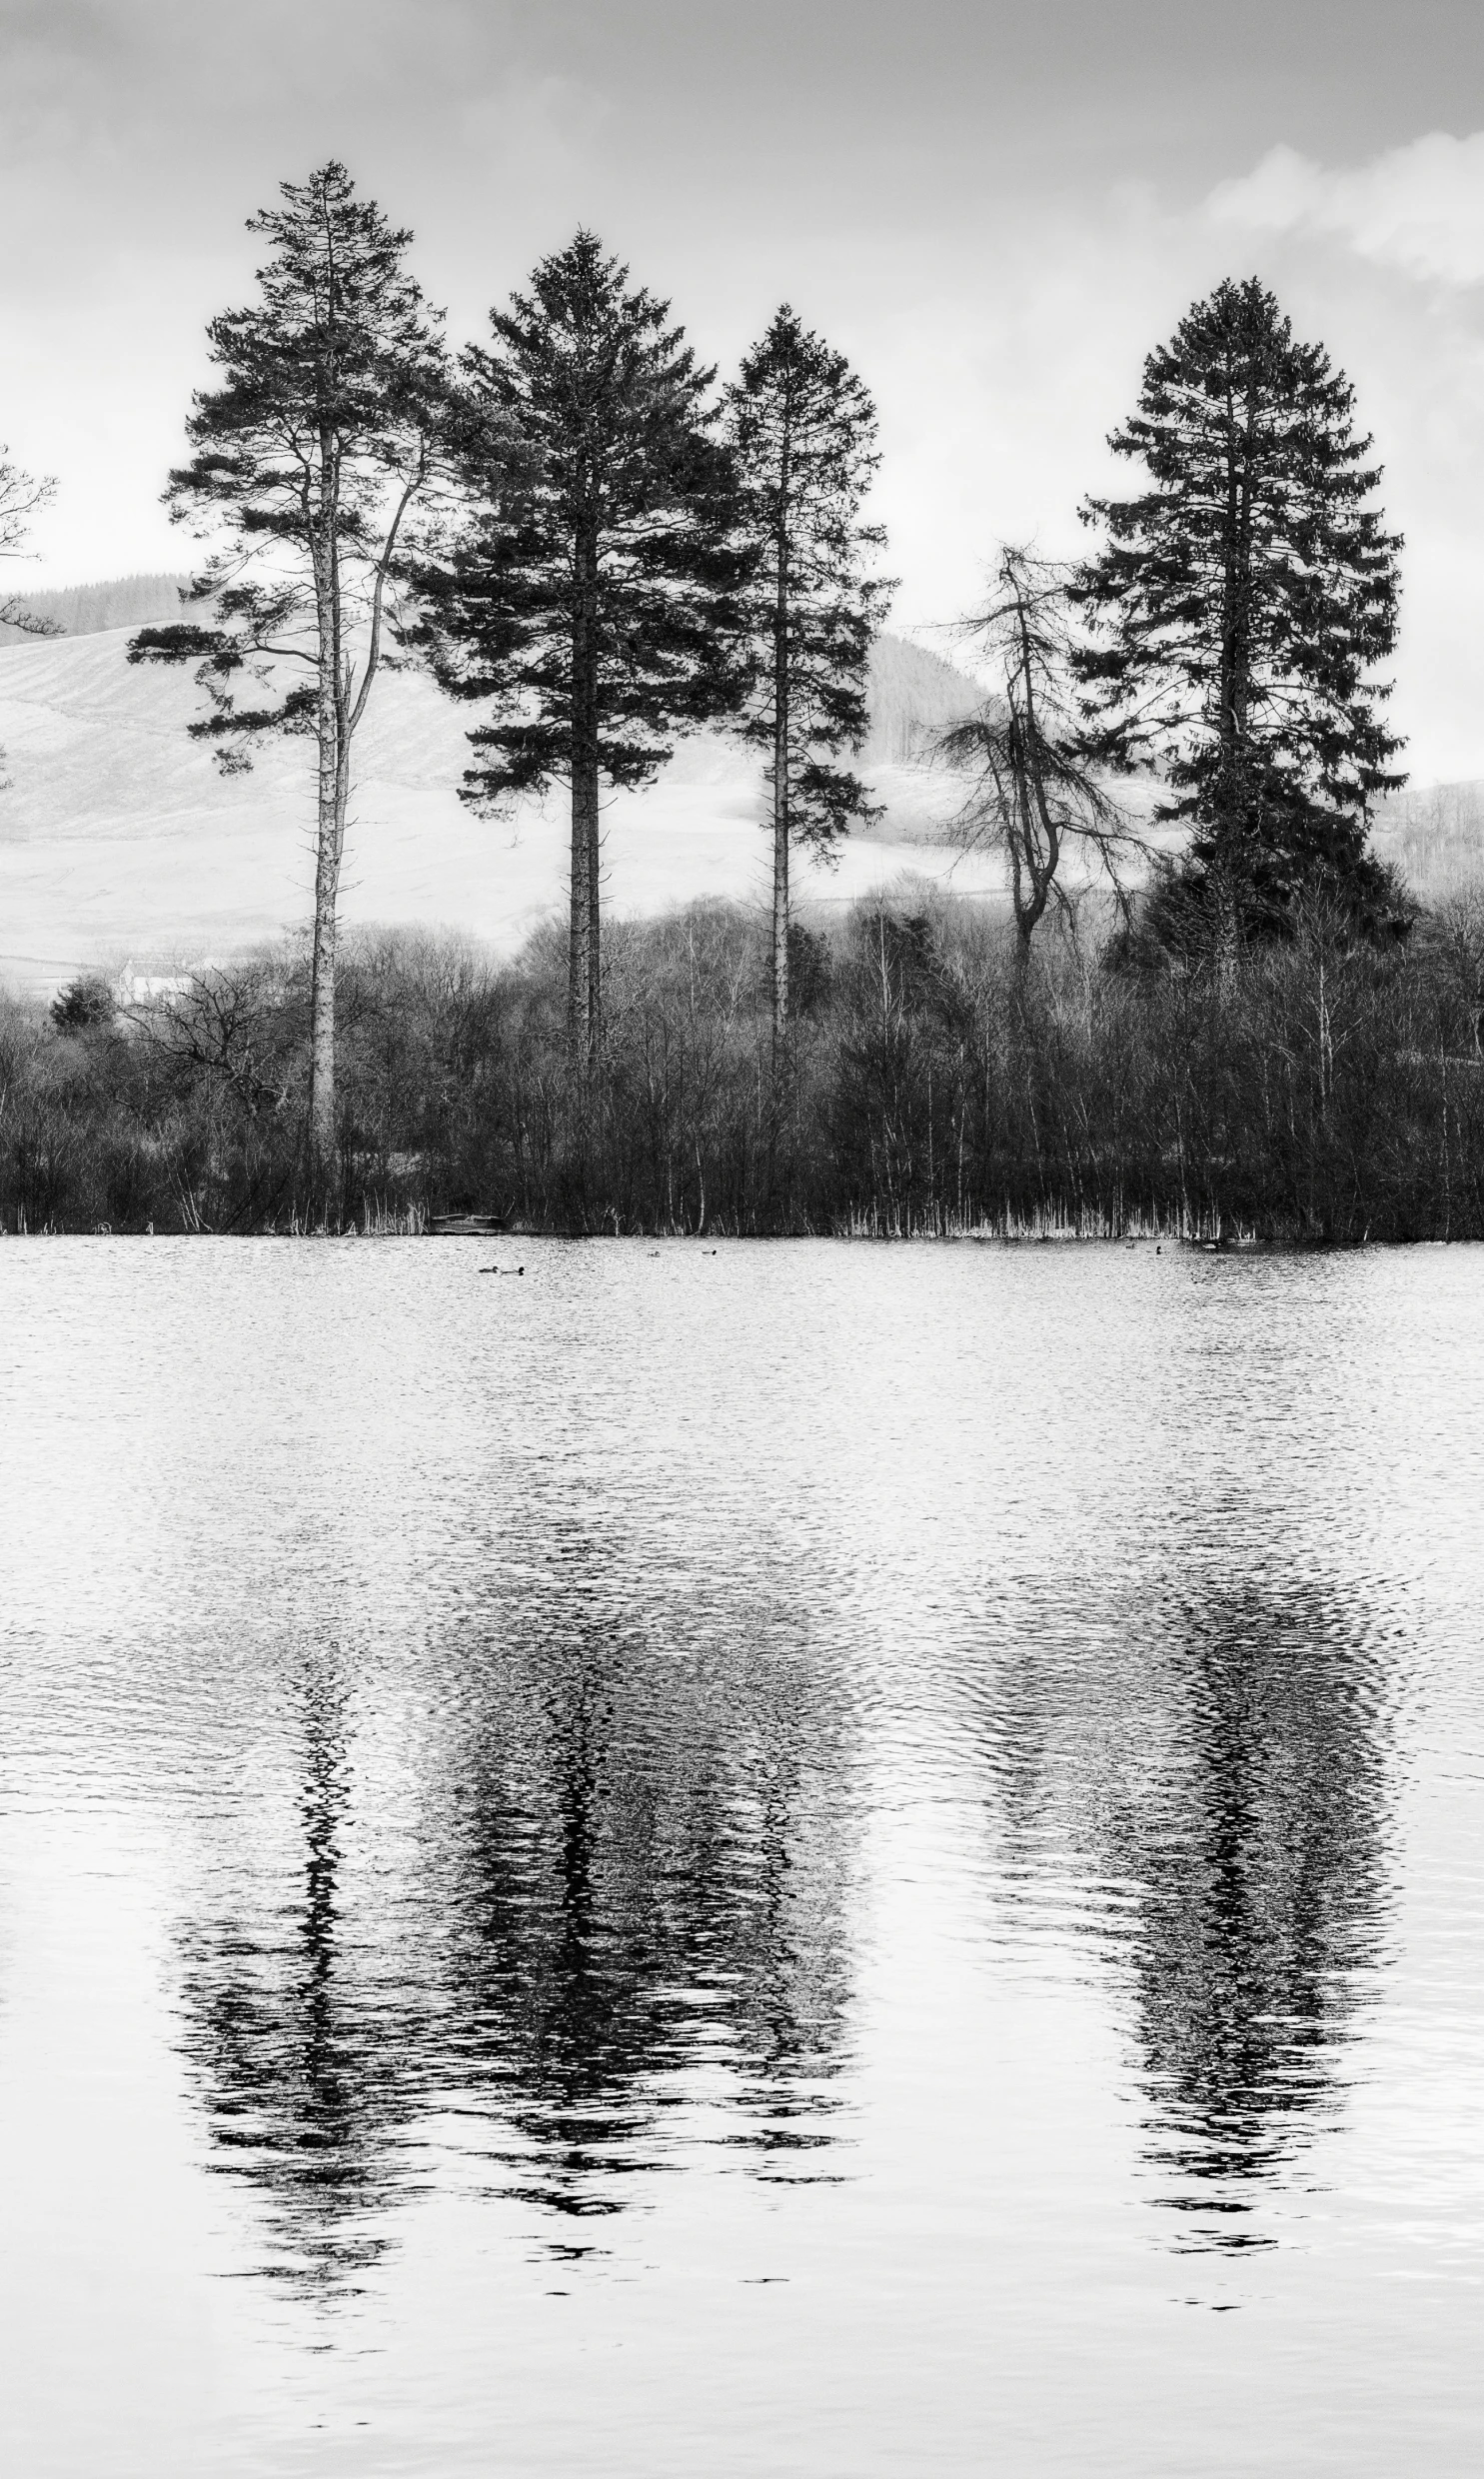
[
  {"left": 724, "top": 309, "right": 891, "bottom": 1047},
  {"left": 1073, "top": 277, "right": 1404, "bottom": 952},
  {"left": 410, "top": 232, "right": 748, "bottom": 1071},
  {"left": 128, "top": 163, "right": 448, "bottom": 1204}
]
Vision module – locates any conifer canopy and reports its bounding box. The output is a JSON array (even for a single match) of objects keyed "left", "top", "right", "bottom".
[
  {"left": 1074, "top": 277, "right": 1405, "bottom": 940},
  {"left": 727, "top": 307, "right": 890, "bottom": 855},
  {"left": 126, "top": 160, "right": 449, "bottom": 1185},
  {"left": 409, "top": 230, "right": 750, "bottom": 1062},
  {"left": 128, "top": 161, "right": 448, "bottom": 762},
  {"left": 724, "top": 307, "right": 891, "bottom": 1041}
]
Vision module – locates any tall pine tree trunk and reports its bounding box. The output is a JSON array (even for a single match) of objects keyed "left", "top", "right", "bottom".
[
  {"left": 771, "top": 714, "right": 789, "bottom": 1054},
  {"left": 570, "top": 519, "right": 602, "bottom": 1075},
  {"left": 770, "top": 498, "right": 790, "bottom": 1060},
  {"left": 572, "top": 759, "right": 601, "bottom": 1068},
  {"left": 587, "top": 771, "right": 602, "bottom": 1068},
  {"left": 1210, "top": 366, "right": 1257, "bottom": 991},
  {"left": 568, "top": 778, "right": 591, "bottom": 1062},
  {"left": 307, "top": 771, "right": 342, "bottom": 1207},
  {"left": 307, "top": 532, "right": 345, "bottom": 1218}
]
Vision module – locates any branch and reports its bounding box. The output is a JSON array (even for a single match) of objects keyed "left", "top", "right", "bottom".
[{"left": 347, "top": 453, "right": 426, "bottom": 739}]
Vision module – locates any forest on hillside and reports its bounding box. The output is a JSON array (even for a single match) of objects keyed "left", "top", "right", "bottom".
[
  {"left": 0, "top": 572, "right": 190, "bottom": 645},
  {"left": 3, "top": 164, "right": 1483, "bottom": 1238}
]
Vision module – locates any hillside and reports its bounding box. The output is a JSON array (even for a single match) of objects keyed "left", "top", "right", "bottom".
[
  {"left": 0, "top": 624, "right": 996, "bottom": 995},
  {"left": 862, "top": 631, "right": 981, "bottom": 760},
  {"left": 1372, "top": 781, "right": 1484, "bottom": 902},
  {"left": 0, "top": 573, "right": 192, "bottom": 646},
  {"left": 7, "top": 597, "right": 1465, "bottom": 1000}
]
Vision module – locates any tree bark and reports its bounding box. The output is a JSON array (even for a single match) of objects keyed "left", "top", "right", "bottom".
[
  {"left": 772, "top": 706, "right": 788, "bottom": 1052},
  {"left": 303, "top": 462, "right": 417, "bottom": 1223},
  {"left": 573, "top": 756, "right": 600, "bottom": 1069},
  {"left": 307, "top": 781, "right": 343, "bottom": 1207},
  {"left": 571, "top": 511, "right": 601, "bottom": 1074},
  {"left": 770, "top": 453, "right": 791, "bottom": 1061},
  {"left": 568, "top": 770, "right": 590, "bottom": 1061},
  {"left": 587, "top": 765, "right": 602, "bottom": 1068},
  {"left": 1211, "top": 859, "right": 1240, "bottom": 998},
  {"left": 307, "top": 523, "right": 345, "bottom": 1218},
  {"left": 1215, "top": 355, "right": 1258, "bottom": 872}
]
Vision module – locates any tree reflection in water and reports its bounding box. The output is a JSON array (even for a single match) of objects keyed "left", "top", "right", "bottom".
[
  {"left": 431, "top": 1624, "right": 852, "bottom": 2227},
  {"left": 175, "top": 1527, "right": 856, "bottom": 2287},
  {"left": 968, "top": 1553, "right": 1395, "bottom": 2254},
  {"left": 1121, "top": 1576, "right": 1392, "bottom": 2248},
  {"left": 176, "top": 1648, "right": 420, "bottom": 2290}
]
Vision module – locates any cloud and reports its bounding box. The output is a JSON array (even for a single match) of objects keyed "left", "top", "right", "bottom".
[{"left": 1208, "top": 133, "right": 1484, "bottom": 286}]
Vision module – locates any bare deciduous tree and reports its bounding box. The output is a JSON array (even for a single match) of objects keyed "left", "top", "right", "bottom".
[
  {"left": 0, "top": 447, "right": 59, "bottom": 787},
  {"left": 938, "top": 546, "right": 1144, "bottom": 970},
  {"left": 128, "top": 963, "right": 293, "bottom": 1122},
  {"left": 0, "top": 449, "right": 56, "bottom": 633}
]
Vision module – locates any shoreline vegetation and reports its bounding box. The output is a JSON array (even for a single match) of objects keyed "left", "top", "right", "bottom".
[
  {"left": 6, "top": 181, "right": 1484, "bottom": 1240},
  {"left": 5, "top": 884, "right": 1482, "bottom": 1242}
]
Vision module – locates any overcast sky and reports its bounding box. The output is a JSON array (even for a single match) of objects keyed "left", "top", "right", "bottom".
[{"left": 7, "top": 0, "right": 1484, "bottom": 776}]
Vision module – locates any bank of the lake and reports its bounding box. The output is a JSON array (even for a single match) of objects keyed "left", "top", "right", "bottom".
[{"left": 6, "top": 890, "right": 1484, "bottom": 1241}]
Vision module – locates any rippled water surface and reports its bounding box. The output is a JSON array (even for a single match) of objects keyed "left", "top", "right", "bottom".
[{"left": 2, "top": 1238, "right": 1482, "bottom": 2476}]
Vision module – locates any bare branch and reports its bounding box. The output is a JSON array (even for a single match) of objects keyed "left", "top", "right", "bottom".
[
  {"left": 0, "top": 447, "right": 59, "bottom": 636},
  {"left": 936, "top": 545, "right": 1150, "bottom": 958}
]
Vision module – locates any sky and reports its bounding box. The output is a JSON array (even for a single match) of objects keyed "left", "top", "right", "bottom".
[{"left": 6, "top": 0, "right": 1484, "bottom": 776}]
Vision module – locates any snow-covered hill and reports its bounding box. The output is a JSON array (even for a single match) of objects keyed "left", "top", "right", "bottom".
[{"left": 0, "top": 625, "right": 992, "bottom": 995}]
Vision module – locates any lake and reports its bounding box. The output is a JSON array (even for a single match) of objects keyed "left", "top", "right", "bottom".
[{"left": 2, "top": 1238, "right": 1481, "bottom": 2476}]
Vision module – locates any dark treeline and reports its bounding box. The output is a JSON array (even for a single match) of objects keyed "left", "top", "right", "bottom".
[{"left": 6, "top": 884, "right": 1482, "bottom": 1239}]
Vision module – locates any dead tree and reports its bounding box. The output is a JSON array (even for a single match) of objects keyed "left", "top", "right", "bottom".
[{"left": 938, "top": 546, "right": 1144, "bottom": 970}]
